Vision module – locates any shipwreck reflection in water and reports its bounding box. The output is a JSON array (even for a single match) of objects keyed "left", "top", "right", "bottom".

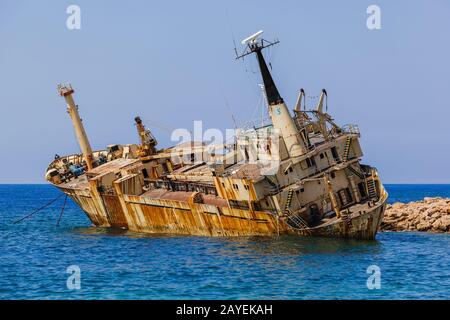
[{"left": 71, "top": 226, "right": 382, "bottom": 256}]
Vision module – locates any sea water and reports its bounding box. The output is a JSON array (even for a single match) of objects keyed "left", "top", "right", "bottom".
[{"left": 0, "top": 184, "right": 449, "bottom": 299}]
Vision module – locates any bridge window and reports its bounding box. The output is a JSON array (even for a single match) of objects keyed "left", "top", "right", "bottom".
[
  {"left": 296, "top": 188, "right": 305, "bottom": 194},
  {"left": 305, "top": 157, "right": 316, "bottom": 168},
  {"left": 331, "top": 147, "right": 339, "bottom": 161},
  {"left": 358, "top": 182, "right": 367, "bottom": 199}
]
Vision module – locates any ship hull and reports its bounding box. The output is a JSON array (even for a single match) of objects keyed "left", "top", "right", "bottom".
[
  {"left": 58, "top": 185, "right": 386, "bottom": 240},
  {"left": 287, "top": 202, "right": 386, "bottom": 240}
]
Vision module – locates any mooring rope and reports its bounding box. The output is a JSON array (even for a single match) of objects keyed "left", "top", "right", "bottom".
[
  {"left": 56, "top": 194, "right": 68, "bottom": 226},
  {"left": 13, "top": 193, "right": 65, "bottom": 224}
]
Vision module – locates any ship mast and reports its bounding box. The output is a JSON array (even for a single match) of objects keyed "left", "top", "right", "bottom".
[
  {"left": 236, "top": 31, "right": 307, "bottom": 161},
  {"left": 315, "top": 89, "right": 329, "bottom": 140},
  {"left": 57, "top": 84, "right": 94, "bottom": 171}
]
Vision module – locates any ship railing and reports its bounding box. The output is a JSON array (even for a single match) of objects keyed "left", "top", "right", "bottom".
[
  {"left": 293, "top": 116, "right": 313, "bottom": 133},
  {"left": 48, "top": 150, "right": 108, "bottom": 172},
  {"left": 341, "top": 124, "right": 360, "bottom": 135},
  {"left": 238, "top": 117, "right": 272, "bottom": 131},
  {"left": 145, "top": 178, "right": 218, "bottom": 196}
]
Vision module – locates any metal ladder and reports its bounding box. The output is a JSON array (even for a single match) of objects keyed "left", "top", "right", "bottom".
[
  {"left": 283, "top": 189, "right": 311, "bottom": 232},
  {"left": 366, "top": 178, "right": 377, "bottom": 199},
  {"left": 284, "top": 189, "right": 294, "bottom": 213},
  {"left": 346, "top": 165, "right": 365, "bottom": 179},
  {"left": 285, "top": 209, "right": 311, "bottom": 232},
  {"left": 342, "top": 136, "right": 352, "bottom": 162}
]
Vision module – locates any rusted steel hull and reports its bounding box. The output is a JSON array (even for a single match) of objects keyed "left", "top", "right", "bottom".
[
  {"left": 287, "top": 201, "right": 386, "bottom": 240},
  {"left": 58, "top": 186, "right": 386, "bottom": 239},
  {"left": 59, "top": 186, "right": 283, "bottom": 236}
]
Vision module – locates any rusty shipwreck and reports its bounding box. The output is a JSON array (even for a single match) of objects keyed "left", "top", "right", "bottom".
[{"left": 46, "top": 31, "right": 387, "bottom": 239}]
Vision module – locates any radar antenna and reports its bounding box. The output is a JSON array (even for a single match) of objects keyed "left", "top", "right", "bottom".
[{"left": 235, "top": 30, "right": 279, "bottom": 60}]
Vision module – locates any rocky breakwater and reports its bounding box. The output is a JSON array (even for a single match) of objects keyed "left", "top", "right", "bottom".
[{"left": 381, "top": 197, "right": 450, "bottom": 232}]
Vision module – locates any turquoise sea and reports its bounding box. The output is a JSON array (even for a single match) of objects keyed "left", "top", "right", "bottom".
[{"left": 0, "top": 184, "right": 449, "bottom": 299}]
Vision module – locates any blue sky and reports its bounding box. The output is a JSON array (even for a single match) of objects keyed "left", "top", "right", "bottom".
[{"left": 0, "top": 0, "right": 449, "bottom": 183}]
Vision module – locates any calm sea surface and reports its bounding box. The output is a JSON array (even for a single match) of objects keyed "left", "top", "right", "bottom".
[{"left": 0, "top": 184, "right": 449, "bottom": 299}]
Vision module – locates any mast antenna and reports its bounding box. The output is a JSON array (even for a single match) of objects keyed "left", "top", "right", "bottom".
[
  {"left": 235, "top": 30, "right": 280, "bottom": 60},
  {"left": 224, "top": 98, "right": 238, "bottom": 130}
]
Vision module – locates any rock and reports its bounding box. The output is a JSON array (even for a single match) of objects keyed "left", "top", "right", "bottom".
[
  {"left": 397, "top": 221, "right": 409, "bottom": 230},
  {"left": 381, "top": 197, "right": 450, "bottom": 233},
  {"left": 428, "top": 216, "right": 438, "bottom": 225},
  {"left": 431, "top": 211, "right": 442, "bottom": 218},
  {"left": 431, "top": 216, "right": 450, "bottom": 232},
  {"left": 392, "top": 202, "right": 405, "bottom": 209},
  {"left": 417, "top": 221, "right": 431, "bottom": 231}
]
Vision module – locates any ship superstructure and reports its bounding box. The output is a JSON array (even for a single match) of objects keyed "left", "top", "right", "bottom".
[{"left": 46, "top": 31, "right": 387, "bottom": 239}]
